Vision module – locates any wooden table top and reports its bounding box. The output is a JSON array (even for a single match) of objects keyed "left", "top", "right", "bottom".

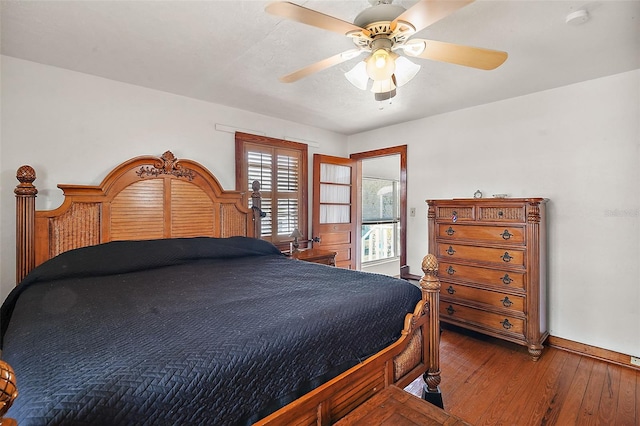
[{"left": 335, "top": 386, "right": 471, "bottom": 426}]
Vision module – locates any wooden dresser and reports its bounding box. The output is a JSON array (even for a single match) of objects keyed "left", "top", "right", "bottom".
[{"left": 426, "top": 198, "right": 548, "bottom": 360}]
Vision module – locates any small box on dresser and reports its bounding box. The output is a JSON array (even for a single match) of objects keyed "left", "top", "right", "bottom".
[{"left": 426, "top": 198, "right": 548, "bottom": 360}]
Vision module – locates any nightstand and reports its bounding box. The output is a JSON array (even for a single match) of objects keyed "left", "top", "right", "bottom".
[{"left": 287, "top": 248, "right": 336, "bottom": 266}]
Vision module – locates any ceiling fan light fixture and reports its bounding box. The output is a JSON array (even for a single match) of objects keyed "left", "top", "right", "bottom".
[
  {"left": 345, "top": 61, "right": 369, "bottom": 90},
  {"left": 393, "top": 56, "right": 421, "bottom": 87},
  {"left": 366, "top": 48, "right": 398, "bottom": 81},
  {"left": 401, "top": 40, "right": 427, "bottom": 57},
  {"left": 371, "top": 76, "right": 396, "bottom": 94}
]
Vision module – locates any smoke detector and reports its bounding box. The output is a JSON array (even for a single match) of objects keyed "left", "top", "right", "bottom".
[{"left": 565, "top": 9, "right": 590, "bottom": 25}]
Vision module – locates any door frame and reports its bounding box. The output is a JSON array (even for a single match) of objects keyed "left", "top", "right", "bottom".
[{"left": 350, "top": 145, "right": 410, "bottom": 278}]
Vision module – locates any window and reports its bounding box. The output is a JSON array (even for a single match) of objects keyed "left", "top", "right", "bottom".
[
  {"left": 361, "top": 177, "right": 400, "bottom": 263},
  {"left": 235, "top": 133, "right": 308, "bottom": 247}
]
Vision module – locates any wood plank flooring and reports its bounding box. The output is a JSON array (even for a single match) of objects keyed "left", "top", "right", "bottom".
[{"left": 405, "top": 325, "right": 639, "bottom": 425}]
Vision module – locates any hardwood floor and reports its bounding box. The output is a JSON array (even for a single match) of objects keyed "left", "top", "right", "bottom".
[{"left": 405, "top": 325, "right": 639, "bottom": 425}]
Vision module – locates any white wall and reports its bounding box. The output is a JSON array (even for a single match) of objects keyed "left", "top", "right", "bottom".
[
  {"left": 2, "top": 55, "right": 638, "bottom": 358},
  {"left": 0, "top": 56, "right": 348, "bottom": 301},
  {"left": 349, "top": 69, "right": 640, "bottom": 357}
]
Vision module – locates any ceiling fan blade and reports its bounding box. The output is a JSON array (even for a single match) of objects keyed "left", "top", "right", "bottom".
[
  {"left": 405, "top": 39, "right": 508, "bottom": 70},
  {"left": 392, "top": 0, "right": 474, "bottom": 34},
  {"left": 266, "top": 2, "right": 369, "bottom": 37},
  {"left": 280, "top": 49, "right": 363, "bottom": 83}
]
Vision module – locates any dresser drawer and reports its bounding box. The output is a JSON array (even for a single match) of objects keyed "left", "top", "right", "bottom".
[
  {"left": 441, "top": 282, "right": 525, "bottom": 312},
  {"left": 434, "top": 205, "right": 475, "bottom": 222},
  {"left": 440, "top": 262, "right": 525, "bottom": 291},
  {"left": 437, "top": 224, "right": 525, "bottom": 245},
  {"left": 478, "top": 206, "right": 526, "bottom": 222},
  {"left": 440, "top": 302, "right": 525, "bottom": 338},
  {"left": 437, "top": 244, "right": 525, "bottom": 268}
]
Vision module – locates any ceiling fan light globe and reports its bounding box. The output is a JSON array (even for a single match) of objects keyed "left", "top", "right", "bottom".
[
  {"left": 394, "top": 56, "right": 421, "bottom": 87},
  {"left": 344, "top": 61, "right": 369, "bottom": 90},
  {"left": 366, "top": 49, "right": 396, "bottom": 81},
  {"left": 403, "top": 40, "right": 427, "bottom": 57},
  {"left": 371, "top": 78, "right": 396, "bottom": 94}
]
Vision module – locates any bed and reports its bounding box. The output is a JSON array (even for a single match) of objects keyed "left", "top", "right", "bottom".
[{"left": 0, "top": 151, "right": 442, "bottom": 425}]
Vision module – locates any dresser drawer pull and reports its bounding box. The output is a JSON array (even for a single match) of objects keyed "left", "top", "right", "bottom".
[
  {"left": 501, "top": 319, "right": 512, "bottom": 330},
  {"left": 446, "top": 266, "right": 456, "bottom": 275},
  {"left": 501, "top": 274, "right": 513, "bottom": 285},
  {"left": 446, "top": 305, "right": 456, "bottom": 315},
  {"left": 501, "top": 297, "right": 513, "bottom": 308},
  {"left": 446, "top": 246, "right": 456, "bottom": 256},
  {"left": 446, "top": 226, "right": 455, "bottom": 236},
  {"left": 446, "top": 286, "right": 456, "bottom": 295},
  {"left": 498, "top": 210, "right": 504, "bottom": 217},
  {"left": 501, "top": 252, "right": 513, "bottom": 262},
  {"left": 500, "top": 229, "right": 513, "bottom": 240}
]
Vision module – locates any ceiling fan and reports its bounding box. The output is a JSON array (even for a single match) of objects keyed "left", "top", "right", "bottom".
[{"left": 265, "top": 0, "right": 508, "bottom": 101}]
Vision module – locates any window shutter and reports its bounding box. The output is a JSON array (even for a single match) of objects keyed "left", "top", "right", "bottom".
[
  {"left": 276, "top": 153, "right": 299, "bottom": 236},
  {"left": 236, "top": 133, "right": 308, "bottom": 246},
  {"left": 247, "top": 150, "right": 273, "bottom": 237}
]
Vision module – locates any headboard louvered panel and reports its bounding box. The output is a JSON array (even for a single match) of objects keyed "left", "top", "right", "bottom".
[
  {"left": 111, "top": 179, "right": 165, "bottom": 241},
  {"left": 171, "top": 179, "right": 216, "bottom": 237},
  {"left": 17, "top": 151, "right": 260, "bottom": 283}
]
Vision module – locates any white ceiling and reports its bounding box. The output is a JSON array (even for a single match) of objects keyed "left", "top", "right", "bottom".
[{"left": 2, "top": 0, "right": 639, "bottom": 135}]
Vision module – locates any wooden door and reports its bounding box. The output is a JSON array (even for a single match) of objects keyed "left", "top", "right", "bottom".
[{"left": 312, "top": 154, "right": 360, "bottom": 269}]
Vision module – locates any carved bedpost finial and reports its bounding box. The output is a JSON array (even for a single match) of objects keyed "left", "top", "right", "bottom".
[
  {"left": 421, "top": 254, "right": 438, "bottom": 278},
  {"left": 0, "top": 360, "right": 18, "bottom": 426},
  {"left": 15, "top": 165, "right": 37, "bottom": 196},
  {"left": 419, "top": 253, "right": 442, "bottom": 403}
]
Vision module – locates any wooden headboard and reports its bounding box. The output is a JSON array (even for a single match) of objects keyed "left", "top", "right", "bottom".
[{"left": 15, "top": 151, "right": 262, "bottom": 283}]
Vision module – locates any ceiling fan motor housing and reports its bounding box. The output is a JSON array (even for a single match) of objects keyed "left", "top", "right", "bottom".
[
  {"left": 354, "top": 3, "right": 406, "bottom": 28},
  {"left": 352, "top": 4, "right": 414, "bottom": 50}
]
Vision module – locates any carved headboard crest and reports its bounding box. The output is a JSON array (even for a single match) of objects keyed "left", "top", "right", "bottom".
[{"left": 135, "top": 151, "right": 196, "bottom": 181}]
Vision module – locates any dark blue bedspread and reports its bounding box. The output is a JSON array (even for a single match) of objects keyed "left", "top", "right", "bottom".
[{"left": 1, "top": 237, "right": 421, "bottom": 425}]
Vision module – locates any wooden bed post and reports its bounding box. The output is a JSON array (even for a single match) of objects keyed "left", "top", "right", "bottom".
[
  {"left": 251, "top": 180, "right": 264, "bottom": 238},
  {"left": 420, "top": 253, "right": 443, "bottom": 408},
  {"left": 15, "top": 166, "right": 37, "bottom": 285},
  {"left": 0, "top": 360, "right": 18, "bottom": 426}
]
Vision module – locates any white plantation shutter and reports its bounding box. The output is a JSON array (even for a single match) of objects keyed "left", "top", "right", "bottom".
[
  {"left": 236, "top": 134, "right": 307, "bottom": 245},
  {"left": 276, "top": 153, "right": 299, "bottom": 235},
  {"left": 247, "top": 150, "right": 273, "bottom": 236}
]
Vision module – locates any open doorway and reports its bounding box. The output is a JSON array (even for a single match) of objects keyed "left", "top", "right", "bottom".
[
  {"left": 350, "top": 145, "right": 407, "bottom": 278},
  {"left": 360, "top": 155, "right": 401, "bottom": 276}
]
